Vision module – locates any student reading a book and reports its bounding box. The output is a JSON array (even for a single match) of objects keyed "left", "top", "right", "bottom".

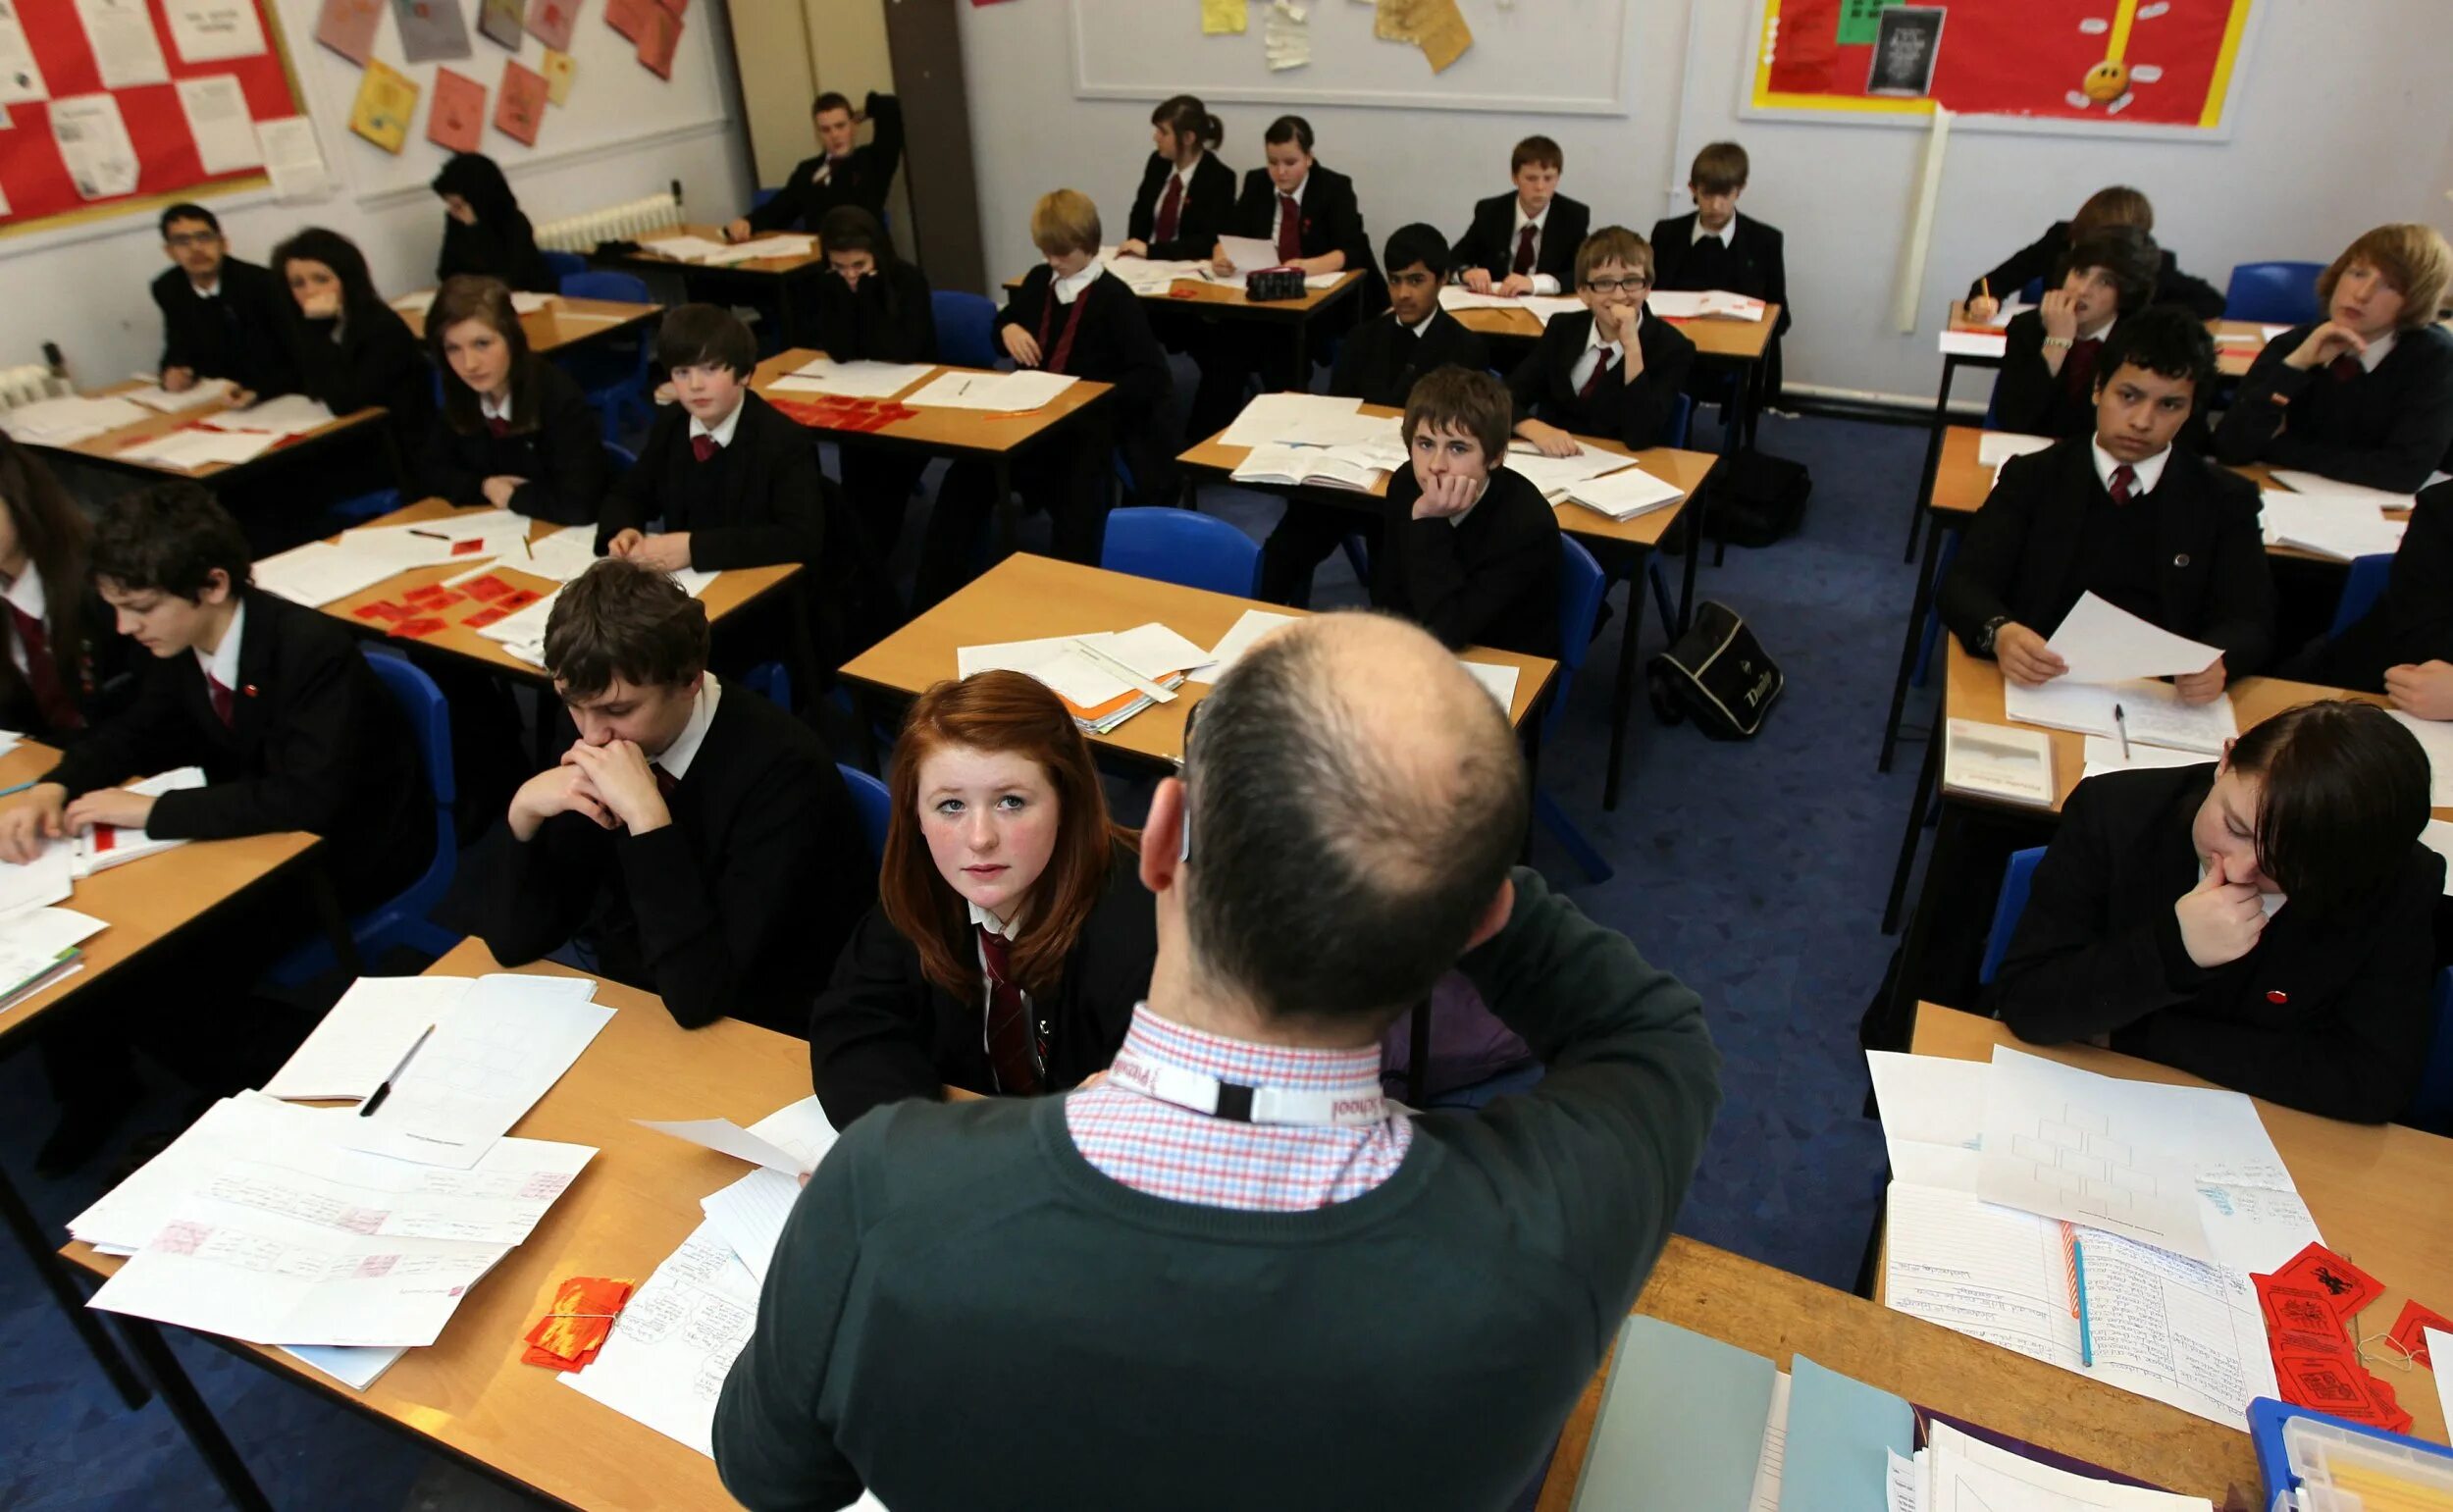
[
  {"left": 2212, "top": 224, "right": 2453, "bottom": 494},
  {"left": 1508, "top": 227, "right": 1696, "bottom": 457},
  {"left": 1990, "top": 226, "right": 2163, "bottom": 441},
  {"left": 0, "top": 484, "right": 430, "bottom": 1171},
  {"left": 1649, "top": 140, "right": 1793, "bottom": 404},
  {"left": 1450, "top": 134, "right": 1590, "bottom": 296},
  {"left": 806, "top": 669, "right": 1155, "bottom": 1129},
  {"left": 1963, "top": 185, "right": 2225, "bottom": 323},
  {"left": 431, "top": 152, "right": 555, "bottom": 294},
  {"left": 807, "top": 205, "right": 937, "bottom": 553},
  {"left": 729, "top": 91, "right": 903, "bottom": 240},
  {"left": 479, "top": 559, "right": 871, "bottom": 1037},
  {"left": 1374, "top": 365, "right": 1562, "bottom": 659},
  {"left": 1118, "top": 95, "right": 1235, "bottom": 264},
  {"left": 1989, "top": 701, "right": 2442, "bottom": 1122},
  {"left": 150, "top": 203, "right": 295, "bottom": 398},
  {"left": 1258, "top": 223, "right": 1491, "bottom": 606},
  {"left": 912, "top": 191, "right": 1173, "bottom": 610},
  {"left": 2279, "top": 479, "right": 2453, "bottom": 712},
  {"left": 717, "top": 613, "right": 1720, "bottom": 1510},
  {"left": 1939, "top": 308, "right": 2274, "bottom": 702},
  {"left": 417, "top": 275, "right": 607, "bottom": 526},
  {"left": 0, "top": 434, "right": 131, "bottom": 743},
  {"left": 271, "top": 227, "right": 434, "bottom": 464}
]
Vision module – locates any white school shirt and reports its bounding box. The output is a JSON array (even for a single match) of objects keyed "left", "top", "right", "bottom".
[
  {"left": 1567, "top": 307, "right": 1642, "bottom": 393},
  {"left": 2, "top": 564, "right": 45, "bottom": 677},
  {"left": 2089, "top": 439, "right": 2171, "bottom": 498},
  {"left": 480, "top": 389, "right": 513, "bottom": 425},
  {"left": 651, "top": 673, "right": 721, "bottom": 780},
  {"left": 2359, "top": 331, "right": 2397, "bottom": 373},
  {"left": 1051, "top": 261, "right": 1102, "bottom": 307},
  {"left": 196, "top": 599, "right": 245, "bottom": 693},
  {"left": 688, "top": 399, "right": 746, "bottom": 449},
  {"left": 1511, "top": 201, "right": 1561, "bottom": 295}
]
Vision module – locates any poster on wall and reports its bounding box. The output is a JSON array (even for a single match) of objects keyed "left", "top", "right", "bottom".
[
  {"left": 74, "top": 0, "right": 173, "bottom": 90},
  {"left": 314, "top": 0, "right": 384, "bottom": 66},
  {"left": 542, "top": 48, "right": 574, "bottom": 105},
  {"left": 174, "top": 74, "right": 264, "bottom": 173},
  {"left": 1744, "top": 0, "right": 2258, "bottom": 133},
  {"left": 477, "top": 0, "right": 524, "bottom": 49},
  {"left": 348, "top": 56, "right": 419, "bottom": 152},
  {"left": 50, "top": 93, "right": 139, "bottom": 198},
  {"left": 392, "top": 0, "right": 475, "bottom": 63},
  {"left": 525, "top": 0, "right": 578, "bottom": 53},
  {"left": 164, "top": 2, "right": 270, "bottom": 64},
  {"left": 429, "top": 67, "right": 484, "bottom": 151},
  {"left": 496, "top": 57, "right": 547, "bottom": 144},
  {"left": 0, "top": 1, "right": 53, "bottom": 105}
]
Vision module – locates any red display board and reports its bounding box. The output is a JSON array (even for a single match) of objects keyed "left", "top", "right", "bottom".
[
  {"left": 0, "top": 0, "right": 303, "bottom": 235},
  {"left": 1748, "top": 0, "right": 2257, "bottom": 132}
]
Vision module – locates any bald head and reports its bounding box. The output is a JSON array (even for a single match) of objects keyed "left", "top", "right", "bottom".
[{"left": 1181, "top": 611, "right": 1527, "bottom": 1027}]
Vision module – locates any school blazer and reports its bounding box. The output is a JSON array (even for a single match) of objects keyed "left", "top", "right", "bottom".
[
  {"left": 481, "top": 686, "right": 873, "bottom": 1037},
  {"left": 1125, "top": 151, "right": 1237, "bottom": 264},
  {"left": 1327, "top": 309, "right": 1491, "bottom": 408},
  {"left": 1987, "top": 764, "right": 2445, "bottom": 1122},
  {"left": 0, "top": 581, "right": 136, "bottom": 745},
  {"left": 1966, "top": 220, "right": 2227, "bottom": 321},
  {"left": 1505, "top": 308, "right": 1696, "bottom": 452},
  {"left": 2286, "top": 480, "right": 2453, "bottom": 690},
  {"left": 598, "top": 391, "right": 825, "bottom": 570},
  {"left": 748, "top": 92, "right": 903, "bottom": 234},
  {"left": 437, "top": 211, "right": 554, "bottom": 293},
  {"left": 1992, "top": 311, "right": 2118, "bottom": 441},
  {"left": 1452, "top": 192, "right": 1592, "bottom": 290},
  {"left": 1226, "top": 164, "right": 1376, "bottom": 276},
  {"left": 41, "top": 591, "right": 431, "bottom": 913},
  {"left": 1648, "top": 211, "right": 1793, "bottom": 339},
  {"left": 2213, "top": 323, "right": 2453, "bottom": 495},
  {"left": 151, "top": 258, "right": 296, "bottom": 395},
  {"left": 808, "top": 261, "right": 937, "bottom": 367},
  {"left": 1375, "top": 464, "right": 1563, "bottom": 660},
  {"left": 1938, "top": 438, "right": 2275, "bottom": 674},
  {"left": 807, "top": 849, "right": 1159, "bottom": 1130},
  {"left": 284, "top": 302, "right": 435, "bottom": 457},
  {"left": 416, "top": 360, "right": 608, "bottom": 526}
]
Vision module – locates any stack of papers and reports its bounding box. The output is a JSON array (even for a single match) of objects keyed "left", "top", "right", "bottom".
[
  {"left": 2079, "top": 733, "right": 2213, "bottom": 784},
  {"left": 1502, "top": 443, "right": 1640, "bottom": 498},
  {"left": 1436, "top": 287, "right": 1524, "bottom": 313},
  {"left": 644, "top": 233, "right": 816, "bottom": 266},
  {"left": 1940, "top": 329, "right": 2010, "bottom": 359},
  {"left": 252, "top": 539, "right": 426, "bottom": 607},
  {"left": 1977, "top": 432, "right": 2056, "bottom": 469},
  {"left": 1100, "top": 247, "right": 1210, "bottom": 294},
  {"left": 1902, "top": 1419, "right": 2213, "bottom": 1511},
  {"left": 0, "top": 906, "right": 104, "bottom": 1012},
  {"left": 201, "top": 393, "right": 337, "bottom": 437},
  {"left": 2259, "top": 489, "right": 2409, "bottom": 561},
  {"left": 1229, "top": 442, "right": 1386, "bottom": 492},
  {"left": 123, "top": 377, "right": 235, "bottom": 413},
  {"left": 1189, "top": 608, "right": 1298, "bottom": 686},
  {"left": 959, "top": 623, "right": 1210, "bottom": 733},
  {"left": 2042, "top": 594, "right": 2221, "bottom": 684},
  {"left": 639, "top": 1096, "right": 842, "bottom": 1283},
  {"left": 1998, "top": 596, "right": 2237, "bottom": 754},
  {"left": 904, "top": 369, "right": 1079, "bottom": 412},
  {"left": 1644, "top": 288, "right": 1767, "bottom": 321},
  {"left": 1218, "top": 393, "right": 1400, "bottom": 449},
  {"left": 116, "top": 427, "right": 284, "bottom": 472},
  {"left": 0, "top": 392, "right": 151, "bottom": 444},
  {"left": 473, "top": 587, "right": 561, "bottom": 666},
  {"left": 765, "top": 357, "right": 935, "bottom": 399},
  {"left": 1560, "top": 465, "right": 1686, "bottom": 522}
]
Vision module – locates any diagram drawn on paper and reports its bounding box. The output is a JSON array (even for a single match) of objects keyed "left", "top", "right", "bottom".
[
  {"left": 1977, "top": 1050, "right": 2214, "bottom": 1263},
  {"left": 2004, "top": 1103, "right": 2166, "bottom": 1225}
]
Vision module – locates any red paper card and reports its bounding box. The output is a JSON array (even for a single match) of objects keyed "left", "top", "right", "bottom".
[
  {"left": 2271, "top": 1243, "right": 2382, "bottom": 1320},
  {"left": 315, "top": 0, "right": 384, "bottom": 64},
  {"left": 451, "top": 538, "right": 490, "bottom": 556},
  {"left": 464, "top": 574, "right": 515, "bottom": 603},
  {"left": 353, "top": 600, "right": 407, "bottom": 623},
  {"left": 429, "top": 69, "right": 486, "bottom": 154},
  {"left": 636, "top": 6, "right": 683, "bottom": 79},
  {"left": 395, "top": 617, "right": 447, "bottom": 638},
  {"left": 2388, "top": 1298, "right": 2453, "bottom": 1368},
  {"left": 403, "top": 585, "right": 451, "bottom": 606},
  {"left": 2256, "top": 1276, "right": 2344, "bottom": 1340},
  {"left": 2271, "top": 1351, "right": 2376, "bottom": 1415},
  {"left": 520, "top": 1276, "right": 635, "bottom": 1370},
  {"left": 496, "top": 60, "right": 549, "bottom": 147},
  {"left": 464, "top": 606, "right": 509, "bottom": 630},
  {"left": 604, "top": 0, "right": 650, "bottom": 39},
  {"left": 498, "top": 589, "right": 544, "bottom": 610},
  {"left": 524, "top": 0, "right": 577, "bottom": 51}
]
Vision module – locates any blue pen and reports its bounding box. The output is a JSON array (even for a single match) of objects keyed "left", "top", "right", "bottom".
[
  {"left": 2072, "top": 1238, "right": 2095, "bottom": 1367},
  {"left": 0, "top": 779, "right": 35, "bottom": 801}
]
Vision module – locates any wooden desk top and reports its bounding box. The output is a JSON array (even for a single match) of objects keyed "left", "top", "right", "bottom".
[
  {"left": 1911, "top": 1003, "right": 2453, "bottom": 1449},
  {"left": 42, "top": 383, "right": 384, "bottom": 479},
  {"left": 1008, "top": 265, "right": 1364, "bottom": 318},
  {"left": 748, "top": 348, "right": 1113, "bottom": 458},
  {"left": 613, "top": 222, "right": 827, "bottom": 276},
  {"left": 0, "top": 739, "right": 321, "bottom": 1046},
  {"left": 1942, "top": 303, "right": 2261, "bottom": 377},
  {"left": 392, "top": 292, "right": 661, "bottom": 352},
  {"left": 318, "top": 498, "right": 800, "bottom": 686},
  {"left": 1175, "top": 403, "right": 1719, "bottom": 550},
  {"left": 1536, "top": 1235, "right": 2266, "bottom": 1510},
  {"left": 62, "top": 938, "right": 808, "bottom": 1511},
  {"left": 1942, "top": 639, "right": 2451, "bottom": 819},
  {"left": 1449, "top": 301, "right": 1782, "bottom": 361},
  {"left": 839, "top": 552, "right": 1557, "bottom": 762}
]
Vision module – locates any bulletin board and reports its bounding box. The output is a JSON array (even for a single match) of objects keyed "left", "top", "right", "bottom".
[
  {"left": 0, "top": 0, "right": 305, "bottom": 237},
  {"left": 1742, "top": 0, "right": 2260, "bottom": 135}
]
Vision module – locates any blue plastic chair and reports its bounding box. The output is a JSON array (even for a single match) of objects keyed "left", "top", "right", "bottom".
[
  {"left": 742, "top": 659, "right": 793, "bottom": 710},
  {"left": 2223, "top": 262, "right": 2326, "bottom": 326},
  {"left": 1535, "top": 536, "right": 1614, "bottom": 883},
  {"left": 2017, "top": 276, "right": 2044, "bottom": 305},
  {"left": 751, "top": 187, "right": 780, "bottom": 213},
  {"left": 602, "top": 441, "right": 638, "bottom": 476},
  {"left": 838, "top": 763, "right": 891, "bottom": 865},
  {"left": 2407, "top": 968, "right": 2453, "bottom": 1133},
  {"left": 1909, "top": 533, "right": 1962, "bottom": 689},
  {"left": 1101, "top": 507, "right": 1262, "bottom": 597},
  {"left": 267, "top": 650, "right": 461, "bottom": 983},
  {"left": 558, "top": 271, "right": 658, "bottom": 443},
  {"left": 2327, "top": 552, "right": 2394, "bottom": 637},
  {"left": 1977, "top": 847, "right": 2048, "bottom": 986},
  {"left": 1641, "top": 393, "right": 1697, "bottom": 643},
  {"left": 328, "top": 489, "right": 402, "bottom": 526},
  {"left": 542, "top": 250, "right": 587, "bottom": 282},
  {"left": 931, "top": 290, "right": 1000, "bottom": 369}
]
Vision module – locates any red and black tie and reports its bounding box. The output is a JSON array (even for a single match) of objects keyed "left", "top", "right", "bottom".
[
  {"left": 1275, "top": 193, "right": 1301, "bottom": 264},
  {"left": 1154, "top": 175, "right": 1184, "bottom": 244},
  {"left": 1512, "top": 224, "right": 1538, "bottom": 277},
  {"left": 974, "top": 926, "right": 1041, "bottom": 1095},
  {"left": 2109, "top": 463, "right": 2136, "bottom": 504},
  {"left": 8, "top": 604, "right": 80, "bottom": 732}
]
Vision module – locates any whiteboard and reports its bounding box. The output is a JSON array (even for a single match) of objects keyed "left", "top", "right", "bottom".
[
  {"left": 1068, "top": 0, "right": 1630, "bottom": 116},
  {"left": 272, "top": 0, "right": 732, "bottom": 205}
]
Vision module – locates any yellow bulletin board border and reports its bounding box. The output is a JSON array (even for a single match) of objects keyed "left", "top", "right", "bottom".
[
  {"left": 0, "top": 0, "right": 309, "bottom": 243},
  {"left": 1739, "top": 0, "right": 2262, "bottom": 141}
]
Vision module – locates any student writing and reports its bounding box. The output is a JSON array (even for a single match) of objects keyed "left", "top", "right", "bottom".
[
  {"left": 1964, "top": 185, "right": 2225, "bottom": 323},
  {"left": 149, "top": 203, "right": 295, "bottom": 399},
  {"left": 432, "top": 153, "right": 555, "bottom": 294},
  {"left": 1119, "top": 94, "right": 1235, "bottom": 264},
  {"left": 1989, "top": 701, "right": 2443, "bottom": 1123},
  {"left": 1508, "top": 227, "right": 1696, "bottom": 457},
  {"left": 806, "top": 670, "right": 1155, "bottom": 1129},
  {"left": 1990, "top": 225, "right": 2161, "bottom": 441},
  {"left": 416, "top": 275, "right": 608, "bottom": 526},
  {"left": 1451, "top": 134, "right": 1590, "bottom": 297}
]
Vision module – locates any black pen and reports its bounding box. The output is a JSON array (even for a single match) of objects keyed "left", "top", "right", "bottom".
[
  {"left": 360, "top": 1024, "right": 435, "bottom": 1117},
  {"left": 2114, "top": 703, "right": 2131, "bottom": 760}
]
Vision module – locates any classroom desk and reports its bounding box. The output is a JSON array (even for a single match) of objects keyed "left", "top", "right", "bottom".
[
  {"left": 59, "top": 938, "right": 811, "bottom": 1512},
  {"left": 1176, "top": 410, "right": 1718, "bottom": 809},
  {"left": 21, "top": 381, "right": 389, "bottom": 489},
  {"left": 1450, "top": 300, "right": 1784, "bottom": 462},
  {"left": 590, "top": 222, "right": 829, "bottom": 337},
  {"left": 1871, "top": 426, "right": 2403, "bottom": 773},
  {"left": 391, "top": 291, "right": 662, "bottom": 356},
  {"left": 0, "top": 739, "right": 331, "bottom": 1424},
  {"left": 747, "top": 347, "right": 1114, "bottom": 544},
  {"left": 1534, "top": 1235, "right": 2267, "bottom": 1509},
  {"left": 1015, "top": 265, "right": 1366, "bottom": 387},
  {"left": 838, "top": 552, "right": 1557, "bottom": 768},
  {"left": 1908, "top": 1002, "right": 2453, "bottom": 1450}
]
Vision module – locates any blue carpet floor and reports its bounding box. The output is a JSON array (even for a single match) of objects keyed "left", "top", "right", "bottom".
[{"left": 0, "top": 404, "right": 1939, "bottom": 1508}]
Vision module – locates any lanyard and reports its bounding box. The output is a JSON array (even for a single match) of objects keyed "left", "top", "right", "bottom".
[{"left": 1102, "top": 1049, "right": 1388, "bottom": 1127}]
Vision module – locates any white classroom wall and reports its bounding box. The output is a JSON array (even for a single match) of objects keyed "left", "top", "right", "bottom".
[
  {"left": 0, "top": 0, "right": 756, "bottom": 389},
  {"left": 957, "top": 0, "right": 2453, "bottom": 407}
]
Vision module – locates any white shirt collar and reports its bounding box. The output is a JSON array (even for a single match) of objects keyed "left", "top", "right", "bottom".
[
  {"left": 2076, "top": 312, "right": 2118, "bottom": 343},
  {"left": 195, "top": 599, "right": 244, "bottom": 691},
  {"left": 1172, "top": 152, "right": 1203, "bottom": 190},
  {"left": 480, "top": 389, "right": 513, "bottom": 423},
  {"left": 1513, "top": 199, "right": 1550, "bottom": 235},
  {"left": 2360, "top": 331, "right": 2397, "bottom": 372},
  {"left": 968, "top": 897, "right": 1026, "bottom": 939},
  {"left": 1583, "top": 308, "right": 1638, "bottom": 352},
  {"left": 1, "top": 562, "right": 46, "bottom": 622},
  {"left": 192, "top": 277, "right": 221, "bottom": 298},
  {"left": 2090, "top": 439, "right": 2171, "bottom": 497},
  {"left": 1404, "top": 309, "right": 1439, "bottom": 339},
  {"left": 1693, "top": 218, "right": 1731, "bottom": 246},
  {"left": 1276, "top": 175, "right": 1308, "bottom": 208},
  {"left": 652, "top": 673, "right": 721, "bottom": 781},
  {"left": 688, "top": 398, "right": 746, "bottom": 449},
  {"left": 1052, "top": 261, "right": 1102, "bottom": 305}
]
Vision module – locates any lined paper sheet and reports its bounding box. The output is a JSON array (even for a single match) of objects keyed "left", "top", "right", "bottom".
[
  {"left": 560, "top": 1221, "right": 760, "bottom": 1456},
  {"left": 701, "top": 1168, "right": 798, "bottom": 1283},
  {"left": 338, "top": 975, "right": 609, "bottom": 1168},
  {"left": 262, "top": 975, "right": 476, "bottom": 1100}
]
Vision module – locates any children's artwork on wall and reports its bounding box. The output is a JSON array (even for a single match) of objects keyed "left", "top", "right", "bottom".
[
  {"left": 429, "top": 67, "right": 484, "bottom": 152},
  {"left": 314, "top": 0, "right": 384, "bottom": 65},
  {"left": 496, "top": 57, "right": 548, "bottom": 145},
  {"left": 392, "top": 0, "right": 474, "bottom": 64},
  {"left": 542, "top": 48, "right": 575, "bottom": 106},
  {"left": 348, "top": 57, "right": 419, "bottom": 153},
  {"left": 477, "top": 0, "right": 524, "bottom": 49},
  {"left": 525, "top": 0, "right": 578, "bottom": 53}
]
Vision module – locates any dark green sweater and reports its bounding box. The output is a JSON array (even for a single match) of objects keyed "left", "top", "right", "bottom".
[{"left": 712, "top": 868, "right": 1723, "bottom": 1512}]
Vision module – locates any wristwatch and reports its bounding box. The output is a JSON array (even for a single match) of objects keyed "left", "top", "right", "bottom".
[
  {"left": 1977, "top": 615, "right": 2009, "bottom": 654},
  {"left": 2041, "top": 336, "right": 2075, "bottom": 350}
]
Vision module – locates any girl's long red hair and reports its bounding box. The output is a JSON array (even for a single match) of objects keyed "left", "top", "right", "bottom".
[{"left": 880, "top": 671, "right": 1138, "bottom": 998}]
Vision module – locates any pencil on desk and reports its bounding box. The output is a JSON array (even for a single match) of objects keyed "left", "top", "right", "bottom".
[
  {"left": 1980, "top": 277, "right": 1991, "bottom": 301},
  {"left": 0, "top": 780, "right": 34, "bottom": 800}
]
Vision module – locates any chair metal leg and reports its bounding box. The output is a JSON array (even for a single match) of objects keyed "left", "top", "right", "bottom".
[
  {"left": 1878, "top": 514, "right": 1948, "bottom": 773},
  {"left": 1603, "top": 564, "right": 1650, "bottom": 812},
  {"left": 1882, "top": 728, "right": 1941, "bottom": 935},
  {"left": 1906, "top": 355, "right": 1965, "bottom": 561},
  {"left": 118, "top": 1317, "right": 275, "bottom": 1512},
  {"left": 1535, "top": 790, "right": 1615, "bottom": 883},
  {"left": 0, "top": 1161, "right": 149, "bottom": 1410}
]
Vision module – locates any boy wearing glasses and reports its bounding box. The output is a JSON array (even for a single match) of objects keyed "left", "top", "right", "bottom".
[
  {"left": 1507, "top": 228, "right": 1696, "bottom": 456},
  {"left": 150, "top": 203, "right": 295, "bottom": 399}
]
